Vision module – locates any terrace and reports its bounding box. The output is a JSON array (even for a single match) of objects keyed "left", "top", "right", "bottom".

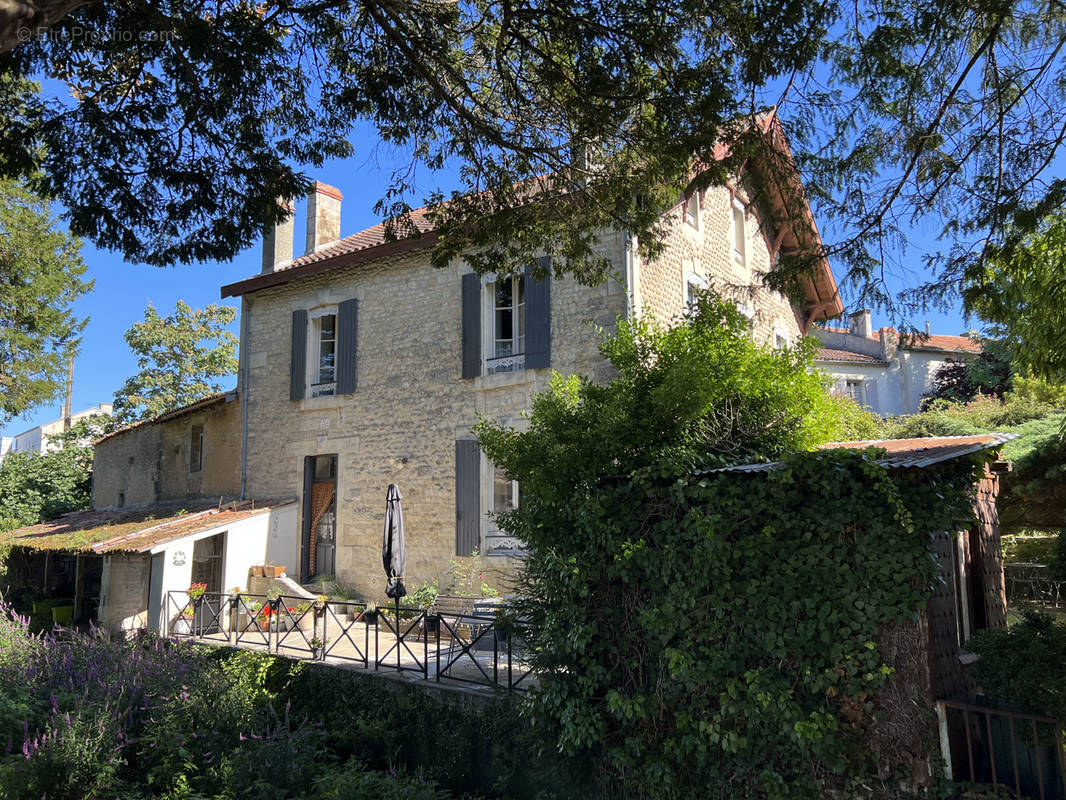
[{"left": 164, "top": 589, "right": 535, "bottom": 693}]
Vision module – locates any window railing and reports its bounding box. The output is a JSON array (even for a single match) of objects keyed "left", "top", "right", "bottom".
[
  {"left": 486, "top": 354, "right": 524, "bottom": 374},
  {"left": 484, "top": 532, "right": 527, "bottom": 557},
  {"left": 310, "top": 382, "right": 335, "bottom": 398}
]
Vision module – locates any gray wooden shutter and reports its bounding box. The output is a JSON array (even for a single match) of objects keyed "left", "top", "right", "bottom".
[
  {"left": 455, "top": 439, "right": 481, "bottom": 556},
  {"left": 524, "top": 256, "right": 551, "bottom": 369},
  {"left": 336, "top": 298, "right": 359, "bottom": 395},
  {"left": 290, "top": 309, "right": 308, "bottom": 401},
  {"left": 863, "top": 381, "right": 879, "bottom": 414},
  {"left": 461, "top": 273, "right": 481, "bottom": 379}
]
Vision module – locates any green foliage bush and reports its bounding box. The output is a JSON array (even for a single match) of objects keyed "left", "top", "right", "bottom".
[
  {"left": 968, "top": 609, "right": 1066, "bottom": 721},
  {"left": 0, "top": 447, "right": 93, "bottom": 527},
  {"left": 477, "top": 295, "right": 983, "bottom": 798}
]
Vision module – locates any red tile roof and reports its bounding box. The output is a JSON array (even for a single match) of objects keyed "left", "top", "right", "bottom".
[
  {"left": 814, "top": 347, "right": 887, "bottom": 365},
  {"left": 819, "top": 325, "right": 982, "bottom": 354},
  {"left": 0, "top": 499, "right": 295, "bottom": 553}
]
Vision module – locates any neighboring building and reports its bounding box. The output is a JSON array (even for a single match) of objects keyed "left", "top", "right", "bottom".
[
  {"left": 91, "top": 392, "right": 242, "bottom": 510},
  {"left": 0, "top": 393, "right": 296, "bottom": 635},
  {"left": 218, "top": 114, "right": 842, "bottom": 599},
  {"left": 814, "top": 310, "right": 983, "bottom": 416},
  {"left": 0, "top": 402, "right": 114, "bottom": 463}
]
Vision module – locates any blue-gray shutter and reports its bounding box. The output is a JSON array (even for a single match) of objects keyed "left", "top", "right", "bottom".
[
  {"left": 524, "top": 256, "right": 551, "bottom": 369},
  {"left": 461, "top": 273, "right": 481, "bottom": 379},
  {"left": 455, "top": 439, "right": 481, "bottom": 556},
  {"left": 290, "top": 309, "right": 308, "bottom": 401},
  {"left": 336, "top": 298, "right": 359, "bottom": 394}
]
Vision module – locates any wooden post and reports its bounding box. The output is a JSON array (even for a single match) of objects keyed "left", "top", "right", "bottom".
[{"left": 74, "top": 554, "right": 86, "bottom": 621}]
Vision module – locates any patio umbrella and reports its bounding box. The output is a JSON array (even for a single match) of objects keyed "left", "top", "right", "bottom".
[{"left": 383, "top": 483, "right": 407, "bottom": 600}]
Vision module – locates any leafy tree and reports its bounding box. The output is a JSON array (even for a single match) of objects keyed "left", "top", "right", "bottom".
[
  {"left": 965, "top": 213, "right": 1066, "bottom": 384},
  {"left": 111, "top": 301, "right": 237, "bottom": 424},
  {"left": 922, "top": 338, "right": 1013, "bottom": 407},
  {"left": 476, "top": 292, "right": 980, "bottom": 797},
  {"left": 0, "top": 178, "right": 91, "bottom": 424},
  {"left": 0, "top": 0, "right": 1062, "bottom": 319},
  {"left": 0, "top": 446, "right": 92, "bottom": 527}
]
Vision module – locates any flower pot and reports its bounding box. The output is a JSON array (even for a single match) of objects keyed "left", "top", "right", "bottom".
[
  {"left": 173, "top": 616, "right": 192, "bottom": 635},
  {"left": 264, "top": 565, "right": 286, "bottom": 578},
  {"left": 257, "top": 615, "right": 271, "bottom": 632},
  {"left": 250, "top": 565, "right": 265, "bottom": 577},
  {"left": 298, "top": 614, "right": 316, "bottom": 633},
  {"left": 51, "top": 605, "right": 74, "bottom": 626}
]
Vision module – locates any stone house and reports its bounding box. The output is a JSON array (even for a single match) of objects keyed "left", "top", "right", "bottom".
[
  {"left": 217, "top": 117, "right": 842, "bottom": 600},
  {"left": 814, "top": 310, "right": 983, "bottom": 415},
  {"left": 1, "top": 393, "right": 297, "bottom": 634},
  {"left": 0, "top": 402, "right": 113, "bottom": 464}
]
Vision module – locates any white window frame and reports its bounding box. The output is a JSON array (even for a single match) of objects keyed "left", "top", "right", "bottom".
[
  {"left": 685, "top": 272, "right": 708, "bottom": 312},
  {"left": 683, "top": 192, "right": 699, "bottom": 229},
  {"left": 481, "top": 273, "right": 526, "bottom": 375},
  {"left": 732, "top": 198, "right": 747, "bottom": 265},
  {"left": 480, "top": 453, "right": 526, "bottom": 557},
  {"left": 307, "top": 306, "right": 337, "bottom": 398},
  {"left": 773, "top": 327, "right": 790, "bottom": 350}
]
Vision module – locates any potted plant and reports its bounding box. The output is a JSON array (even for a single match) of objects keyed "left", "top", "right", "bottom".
[
  {"left": 172, "top": 606, "right": 195, "bottom": 635},
  {"left": 308, "top": 636, "right": 327, "bottom": 660},
  {"left": 359, "top": 602, "right": 379, "bottom": 625},
  {"left": 295, "top": 602, "right": 316, "bottom": 632},
  {"left": 187, "top": 581, "right": 208, "bottom": 601}
]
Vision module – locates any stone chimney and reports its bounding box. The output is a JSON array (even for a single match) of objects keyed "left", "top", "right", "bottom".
[
  {"left": 305, "top": 181, "right": 343, "bottom": 255},
  {"left": 849, "top": 309, "right": 873, "bottom": 338},
  {"left": 879, "top": 328, "right": 898, "bottom": 361},
  {"left": 261, "top": 199, "right": 295, "bottom": 274}
]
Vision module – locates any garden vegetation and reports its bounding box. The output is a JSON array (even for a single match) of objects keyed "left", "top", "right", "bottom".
[{"left": 477, "top": 294, "right": 982, "bottom": 798}]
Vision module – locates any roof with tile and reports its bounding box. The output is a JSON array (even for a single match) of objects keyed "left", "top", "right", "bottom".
[
  {"left": 814, "top": 347, "right": 888, "bottom": 365},
  {"left": 818, "top": 325, "right": 983, "bottom": 354},
  {"left": 0, "top": 499, "right": 295, "bottom": 553}
]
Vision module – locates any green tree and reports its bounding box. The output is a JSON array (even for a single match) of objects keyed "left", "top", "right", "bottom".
[
  {"left": 111, "top": 301, "right": 237, "bottom": 424},
  {"left": 0, "top": 446, "right": 92, "bottom": 527},
  {"left": 0, "top": 178, "right": 91, "bottom": 424},
  {"left": 0, "top": 0, "right": 1061, "bottom": 315},
  {"left": 965, "top": 213, "right": 1066, "bottom": 385}
]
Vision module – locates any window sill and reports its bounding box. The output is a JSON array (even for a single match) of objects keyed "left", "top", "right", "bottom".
[
  {"left": 474, "top": 369, "right": 540, "bottom": 391},
  {"left": 297, "top": 394, "right": 349, "bottom": 411}
]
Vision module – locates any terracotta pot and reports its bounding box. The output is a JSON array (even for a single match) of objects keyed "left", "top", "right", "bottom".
[
  {"left": 250, "top": 565, "right": 265, "bottom": 577},
  {"left": 265, "top": 565, "right": 287, "bottom": 578},
  {"left": 257, "top": 615, "right": 271, "bottom": 632}
]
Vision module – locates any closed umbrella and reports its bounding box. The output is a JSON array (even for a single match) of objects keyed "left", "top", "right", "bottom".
[{"left": 383, "top": 484, "right": 406, "bottom": 600}]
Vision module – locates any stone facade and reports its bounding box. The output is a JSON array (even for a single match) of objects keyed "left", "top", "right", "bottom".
[
  {"left": 636, "top": 185, "right": 803, "bottom": 344},
  {"left": 92, "top": 394, "right": 241, "bottom": 509},
  {"left": 238, "top": 182, "right": 813, "bottom": 602}
]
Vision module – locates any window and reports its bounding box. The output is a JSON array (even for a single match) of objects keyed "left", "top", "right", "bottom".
[
  {"left": 684, "top": 192, "right": 699, "bottom": 228},
  {"left": 484, "top": 458, "right": 525, "bottom": 557},
  {"left": 190, "top": 425, "right": 203, "bottom": 473},
  {"left": 310, "top": 310, "right": 336, "bottom": 397},
  {"left": 486, "top": 275, "right": 526, "bottom": 374},
  {"left": 686, "top": 273, "right": 708, "bottom": 312},
  {"left": 290, "top": 299, "right": 358, "bottom": 401},
  {"left": 732, "top": 199, "right": 746, "bottom": 264},
  {"left": 773, "top": 328, "right": 790, "bottom": 350},
  {"left": 844, "top": 379, "right": 865, "bottom": 405}
]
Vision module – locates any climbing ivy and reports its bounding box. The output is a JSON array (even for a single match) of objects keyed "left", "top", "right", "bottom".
[{"left": 478, "top": 298, "right": 982, "bottom": 798}]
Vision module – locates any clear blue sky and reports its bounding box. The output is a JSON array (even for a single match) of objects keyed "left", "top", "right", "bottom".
[{"left": 1, "top": 125, "right": 971, "bottom": 439}]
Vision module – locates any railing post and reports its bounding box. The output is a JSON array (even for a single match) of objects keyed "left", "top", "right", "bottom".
[
  {"left": 435, "top": 613, "right": 441, "bottom": 682},
  {"left": 934, "top": 702, "right": 953, "bottom": 781}
]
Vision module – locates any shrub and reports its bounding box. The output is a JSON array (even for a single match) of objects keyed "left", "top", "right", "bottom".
[{"left": 968, "top": 609, "right": 1066, "bottom": 720}]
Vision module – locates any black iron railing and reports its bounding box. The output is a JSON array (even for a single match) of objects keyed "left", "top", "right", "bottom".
[
  {"left": 164, "top": 591, "right": 533, "bottom": 692},
  {"left": 1006, "top": 563, "right": 1063, "bottom": 607},
  {"left": 936, "top": 699, "right": 1066, "bottom": 799}
]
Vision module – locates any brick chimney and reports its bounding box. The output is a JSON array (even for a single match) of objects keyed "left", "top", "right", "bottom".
[
  {"left": 261, "top": 199, "right": 295, "bottom": 274},
  {"left": 305, "top": 181, "right": 343, "bottom": 255},
  {"left": 849, "top": 309, "right": 873, "bottom": 338}
]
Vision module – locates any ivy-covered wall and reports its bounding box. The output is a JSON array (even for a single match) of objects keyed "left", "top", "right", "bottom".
[{"left": 490, "top": 448, "right": 986, "bottom": 800}]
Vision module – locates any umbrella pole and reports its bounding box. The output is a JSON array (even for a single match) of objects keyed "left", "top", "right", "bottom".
[{"left": 396, "top": 595, "right": 401, "bottom": 672}]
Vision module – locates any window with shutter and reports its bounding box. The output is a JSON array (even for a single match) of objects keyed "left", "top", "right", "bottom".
[
  {"left": 462, "top": 260, "right": 550, "bottom": 378},
  {"left": 291, "top": 299, "right": 358, "bottom": 399}
]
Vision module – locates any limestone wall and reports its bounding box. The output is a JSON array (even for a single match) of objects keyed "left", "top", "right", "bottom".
[
  {"left": 242, "top": 234, "right": 629, "bottom": 600},
  {"left": 635, "top": 185, "right": 804, "bottom": 344},
  {"left": 98, "top": 553, "right": 150, "bottom": 634}
]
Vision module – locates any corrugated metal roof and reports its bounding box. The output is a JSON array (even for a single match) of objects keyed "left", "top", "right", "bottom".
[
  {"left": 0, "top": 499, "right": 295, "bottom": 553},
  {"left": 709, "top": 433, "right": 1017, "bottom": 474}
]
